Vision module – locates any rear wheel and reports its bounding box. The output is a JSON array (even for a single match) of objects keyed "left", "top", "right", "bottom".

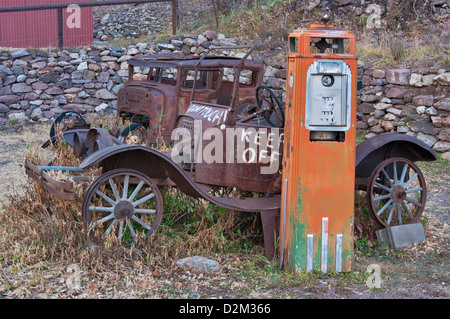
[
  {"left": 82, "top": 169, "right": 163, "bottom": 244},
  {"left": 367, "top": 158, "right": 427, "bottom": 228}
]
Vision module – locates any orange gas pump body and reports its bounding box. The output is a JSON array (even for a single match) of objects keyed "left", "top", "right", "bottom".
[{"left": 280, "top": 25, "right": 357, "bottom": 273}]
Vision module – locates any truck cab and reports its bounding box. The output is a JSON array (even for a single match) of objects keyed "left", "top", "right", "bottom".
[{"left": 117, "top": 52, "right": 264, "bottom": 144}]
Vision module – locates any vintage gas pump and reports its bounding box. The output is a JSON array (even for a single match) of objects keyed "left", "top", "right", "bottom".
[{"left": 280, "top": 25, "right": 357, "bottom": 273}]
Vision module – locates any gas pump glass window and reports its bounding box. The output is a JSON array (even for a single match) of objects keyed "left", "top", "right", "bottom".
[
  {"left": 310, "top": 37, "right": 350, "bottom": 54},
  {"left": 305, "top": 59, "right": 352, "bottom": 142}
]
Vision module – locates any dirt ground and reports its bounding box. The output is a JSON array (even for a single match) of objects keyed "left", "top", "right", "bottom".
[{"left": 0, "top": 123, "right": 449, "bottom": 301}]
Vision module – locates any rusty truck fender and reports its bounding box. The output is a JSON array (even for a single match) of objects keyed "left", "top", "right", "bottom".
[
  {"left": 355, "top": 133, "right": 436, "bottom": 189},
  {"left": 79, "top": 144, "right": 281, "bottom": 212}
]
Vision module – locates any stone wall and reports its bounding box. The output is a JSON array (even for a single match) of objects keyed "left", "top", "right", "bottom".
[
  {"left": 357, "top": 64, "right": 450, "bottom": 153},
  {"left": 1, "top": 31, "right": 449, "bottom": 153}
]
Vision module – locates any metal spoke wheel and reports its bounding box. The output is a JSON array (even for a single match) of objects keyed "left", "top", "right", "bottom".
[
  {"left": 255, "top": 85, "right": 285, "bottom": 128},
  {"left": 82, "top": 169, "right": 163, "bottom": 245},
  {"left": 367, "top": 157, "right": 427, "bottom": 228}
]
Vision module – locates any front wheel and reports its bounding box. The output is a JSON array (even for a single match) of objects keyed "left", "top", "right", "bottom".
[
  {"left": 366, "top": 158, "right": 427, "bottom": 228},
  {"left": 82, "top": 169, "right": 163, "bottom": 244}
]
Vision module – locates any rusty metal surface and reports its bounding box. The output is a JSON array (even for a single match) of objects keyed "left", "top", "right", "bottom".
[
  {"left": 25, "top": 160, "right": 76, "bottom": 201},
  {"left": 355, "top": 133, "right": 436, "bottom": 188},
  {"left": 80, "top": 144, "right": 281, "bottom": 212}
]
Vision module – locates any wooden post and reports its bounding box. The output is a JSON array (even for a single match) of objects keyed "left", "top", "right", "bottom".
[{"left": 57, "top": 7, "right": 64, "bottom": 49}]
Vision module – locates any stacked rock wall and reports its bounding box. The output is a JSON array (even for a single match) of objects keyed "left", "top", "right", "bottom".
[
  {"left": 357, "top": 64, "right": 450, "bottom": 152},
  {"left": 0, "top": 32, "right": 449, "bottom": 153}
]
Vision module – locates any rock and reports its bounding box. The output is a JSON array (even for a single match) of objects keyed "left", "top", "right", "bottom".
[
  {"left": 438, "top": 129, "right": 450, "bottom": 142},
  {"left": 16, "top": 74, "right": 27, "bottom": 83},
  {"left": 358, "top": 103, "right": 374, "bottom": 114},
  {"left": 387, "top": 107, "right": 402, "bottom": 116},
  {"left": 8, "top": 112, "right": 26, "bottom": 122},
  {"left": 434, "top": 98, "right": 450, "bottom": 112},
  {"left": 374, "top": 110, "right": 386, "bottom": 118},
  {"left": 117, "top": 55, "right": 132, "bottom": 63},
  {"left": 433, "top": 141, "right": 450, "bottom": 152},
  {"left": 374, "top": 102, "right": 392, "bottom": 110},
  {"left": 441, "top": 151, "right": 450, "bottom": 161},
  {"left": 94, "top": 103, "right": 109, "bottom": 113},
  {"left": 11, "top": 83, "right": 32, "bottom": 93},
  {"left": 176, "top": 256, "right": 220, "bottom": 272},
  {"left": 383, "top": 113, "right": 397, "bottom": 121},
  {"left": 412, "top": 95, "right": 434, "bottom": 106},
  {"left": 422, "top": 74, "right": 435, "bottom": 86},
  {"left": 431, "top": 116, "right": 443, "bottom": 128},
  {"left": 385, "top": 69, "right": 410, "bottom": 85},
  {"left": 356, "top": 120, "right": 368, "bottom": 129},
  {"left": 39, "top": 72, "right": 60, "bottom": 83},
  {"left": 77, "top": 62, "right": 88, "bottom": 71},
  {"left": 0, "top": 65, "right": 13, "bottom": 77},
  {"left": 370, "top": 125, "right": 385, "bottom": 134},
  {"left": 372, "top": 69, "right": 385, "bottom": 79},
  {"left": 31, "top": 107, "right": 43, "bottom": 120},
  {"left": 386, "top": 87, "right": 408, "bottom": 98},
  {"left": 101, "top": 56, "right": 118, "bottom": 62},
  {"left": 367, "top": 116, "right": 379, "bottom": 126},
  {"left": 197, "top": 34, "right": 208, "bottom": 45},
  {"left": 203, "top": 30, "right": 217, "bottom": 40},
  {"left": 0, "top": 95, "right": 22, "bottom": 104},
  {"left": 101, "top": 13, "right": 110, "bottom": 25},
  {"left": 0, "top": 103, "right": 9, "bottom": 113},
  {"left": 0, "top": 86, "right": 12, "bottom": 96},
  {"left": 10, "top": 49, "right": 29, "bottom": 58},
  {"left": 44, "top": 86, "right": 64, "bottom": 95},
  {"left": 416, "top": 106, "right": 426, "bottom": 115},
  {"left": 170, "top": 39, "right": 183, "bottom": 47},
  {"left": 416, "top": 132, "right": 438, "bottom": 147},
  {"left": 183, "top": 37, "right": 197, "bottom": 47},
  {"left": 32, "top": 81, "right": 48, "bottom": 90},
  {"left": 42, "top": 110, "right": 55, "bottom": 118},
  {"left": 337, "top": 0, "right": 354, "bottom": 6},
  {"left": 97, "top": 72, "right": 110, "bottom": 83},
  {"left": 157, "top": 43, "right": 175, "bottom": 50},
  {"left": 127, "top": 47, "right": 139, "bottom": 55},
  {"left": 264, "top": 66, "right": 279, "bottom": 78},
  {"left": 95, "top": 89, "right": 117, "bottom": 100},
  {"left": 4, "top": 75, "right": 16, "bottom": 86},
  {"left": 382, "top": 121, "right": 395, "bottom": 132},
  {"left": 406, "top": 115, "right": 438, "bottom": 135},
  {"left": 409, "top": 73, "right": 423, "bottom": 87},
  {"left": 433, "top": 73, "right": 450, "bottom": 85},
  {"left": 425, "top": 107, "right": 438, "bottom": 116},
  {"left": 397, "top": 125, "right": 411, "bottom": 133}
]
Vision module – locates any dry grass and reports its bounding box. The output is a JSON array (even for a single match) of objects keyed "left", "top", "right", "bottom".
[
  {"left": 357, "top": 32, "right": 450, "bottom": 69},
  {"left": 0, "top": 128, "right": 261, "bottom": 277}
]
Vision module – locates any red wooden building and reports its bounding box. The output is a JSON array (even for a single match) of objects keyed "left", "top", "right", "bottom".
[{"left": 0, "top": 0, "right": 93, "bottom": 49}]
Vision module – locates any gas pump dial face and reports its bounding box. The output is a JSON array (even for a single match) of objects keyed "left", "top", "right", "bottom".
[
  {"left": 305, "top": 60, "right": 352, "bottom": 131},
  {"left": 321, "top": 75, "right": 334, "bottom": 87}
]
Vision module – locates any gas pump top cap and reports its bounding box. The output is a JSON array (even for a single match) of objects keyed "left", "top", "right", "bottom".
[
  {"left": 310, "top": 24, "right": 335, "bottom": 29},
  {"left": 302, "top": 24, "right": 350, "bottom": 32}
]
